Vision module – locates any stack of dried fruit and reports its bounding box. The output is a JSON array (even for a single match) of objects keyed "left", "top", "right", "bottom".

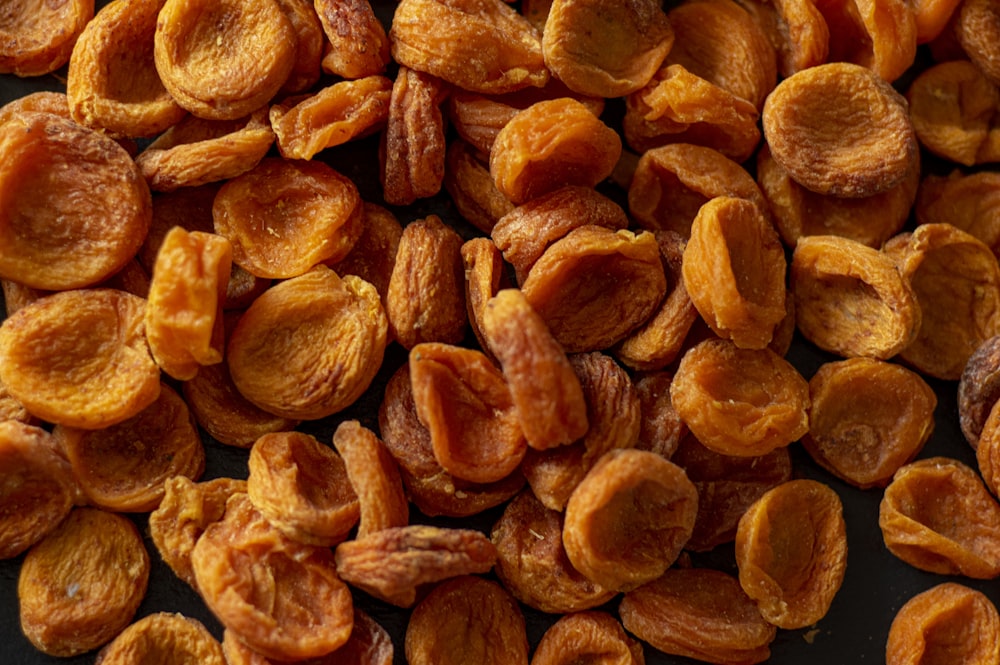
[{"left": 2, "top": 0, "right": 1000, "bottom": 663}]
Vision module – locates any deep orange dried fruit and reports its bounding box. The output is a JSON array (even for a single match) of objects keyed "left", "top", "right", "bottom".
[
  {"left": 815, "top": 0, "right": 917, "bottom": 82},
  {"left": 633, "top": 371, "right": 687, "bottom": 458},
  {"left": 744, "top": 0, "right": 829, "bottom": 77},
  {"left": 95, "top": 613, "right": 225, "bottom": 665},
  {"left": 0, "top": 0, "right": 93, "bottom": 77},
  {"left": 917, "top": 170, "right": 1000, "bottom": 256},
  {"left": 315, "top": 0, "right": 390, "bottom": 79},
  {"left": 532, "top": 611, "right": 645, "bottom": 665},
  {"left": 956, "top": 0, "right": 1000, "bottom": 87},
  {"left": 332, "top": 420, "right": 409, "bottom": 537},
  {"left": 328, "top": 202, "right": 403, "bottom": 309},
  {"left": 461, "top": 236, "right": 511, "bottom": 357},
  {"left": 274, "top": 0, "right": 323, "bottom": 94},
  {"left": 444, "top": 139, "right": 515, "bottom": 233}
]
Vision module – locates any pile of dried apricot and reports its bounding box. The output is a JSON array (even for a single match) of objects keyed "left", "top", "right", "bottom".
[{"left": 4, "top": 0, "right": 1000, "bottom": 662}]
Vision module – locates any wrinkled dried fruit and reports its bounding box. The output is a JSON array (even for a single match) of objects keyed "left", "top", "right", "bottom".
[
  {"left": 633, "top": 371, "right": 686, "bottom": 458},
  {"left": 959, "top": 335, "right": 1000, "bottom": 448},
  {"left": 956, "top": 0, "right": 1000, "bottom": 87},
  {"left": 977, "top": 399, "right": 1000, "bottom": 497},
  {"left": 0, "top": 0, "right": 92, "bottom": 77},
  {"left": 815, "top": 0, "right": 917, "bottom": 82},
  {"left": 461, "top": 237, "right": 511, "bottom": 357},
  {"left": 315, "top": 0, "right": 390, "bottom": 79},
  {"left": 444, "top": 139, "right": 515, "bottom": 234},
  {"left": 329, "top": 202, "right": 403, "bottom": 309},
  {"left": 95, "top": 613, "right": 225, "bottom": 665},
  {"left": 332, "top": 420, "right": 408, "bottom": 537},
  {"left": 532, "top": 611, "right": 645, "bottom": 665},
  {"left": 917, "top": 171, "right": 1000, "bottom": 257},
  {"left": 274, "top": 0, "right": 323, "bottom": 94},
  {"left": 746, "top": 0, "right": 829, "bottom": 77}
]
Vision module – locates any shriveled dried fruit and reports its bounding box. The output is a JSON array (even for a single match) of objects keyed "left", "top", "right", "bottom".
[
  {"left": 959, "top": 335, "right": 1000, "bottom": 448},
  {"left": 192, "top": 493, "right": 354, "bottom": 660},
  {"left": 390, "top": 0, "right": 549, "bottom": 94},
  {"left": 563, "top": 449, "right": 698, "bottom": 592},
  {"left": 0, "top": 90, "right": 71, "bottom": 126},
  {"left": 444, "top": 139, "right": 515, "bottom": 233},
  {"left": 886, "top": 583, "right": 1000, "bottom": 665},
  {"left": 762, "top": 62, "right": 918, "bottom": 198},
  {"left": 815, "top": 0, "right": 917, "bottom": 82},
  {"left": 532, "top": 611, "right": 644, "bottom": 665},
  {"left": 0, "top": 288, "right": 160, "bottom": 429},
  {"left": 154, "top": 0, "right": 295, "bottom": 120},
  {"left": 461, "top": 237, "right": 511, "bottom": 357},
  {"left": 227, "top": 265, "right": 388, "bottom": 420},
  {"left": 956, "top": 0, "right": 1000, "bottom": 87},
  {"left": 0, "top": 0, "right": 92, "bottom": 77},
  {"left": 913, "top": 0, "right": 964, "bottom": 42},
  {"left": 976, "top": 399, "right": 1000, "bottom": 496},
  {"left": 879, "top": 457, "right": 1000, "bottom": 578},
  {"left": 274, "top": 0, "right": 323, "bottom": 94},
  {"left": 804, "top": 358, "right": 936, "bottom": 489},
  {"left": 744, "top": 0, "right": 829, "bottom": 77},
  {"left": 542, "top": 0, "right": 674, "bottom": 97},
  {"left": 0, "top": 112, "right": 151, "bottom": 290},
  {"left": 334, "top": 525, "right": 497, "bottom": 607},
  {"left": 917, "top": 171, "right": 1000, "bottom": 256},
  {"left": 791, "top": 234, "right": 920, "bottom": 359},
  {"left": 736, "top": 479, "right": 847, "bottom": 629},
  {"left": 620, "top": 567, "right": 776, "bottom": 665},
  {"left": 328, "top": 202, "right": 403, "bottom": 309},
  {"left": 633, "top": 371, "right": 686, "bottom": 458},
  {"left": 19, "top": 508, "right": 150, "bottom": 657},
  {"left": 213, "top": 158, "right": 364, "bottom": 279},
  {"left": 491, "top": 489, "right": 615, "bottom": 614},
  {"left": 247, "top": 431, "right": 360, "bottom": 546},
  {"left": 95, "top": 613, "right": 225, "bottom": 665},
  {"left": 315, "top": 0, "right": 390, "bottom": 79},
  {"left": 405, "top": 576, "right": 529, "bottom": 665},
  {"left": 332, "top": 420, "right": 408, "bottom": 537}
]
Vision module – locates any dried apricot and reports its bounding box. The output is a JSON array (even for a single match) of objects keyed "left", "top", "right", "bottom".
[
  {"left": 461, "top": 237, "right": 511, "bottom": 357},
  {"left": 0, "top": 0, "right": 92, "bottom": 77},
  {"left": 976, "top": 398, "right": 1000, "bottom": 496},
  {"left": 917, "top": 171, "right": 1000, "bottom": 257},
  {"left": 332, "top": 420, "right": 408, "bottom": 537},
  {"left": 815, "top": 0, "right": 917, "bottom": 82},
  {"left": 532, "top": 611, "right": 644, "bottom": 665},
  {"left": 19, "top": 508, "right": 150, "bottom": 657},
  {"left": 959, "top": 335, "right": 1000, "bottom": 448},
  {"left": 444, "top": 139, "right": 515, "bottom": 233},
  {"left": 328, "top": 202, "right": 403, "bottom": 309},
  {"left": 745, "top": 0, "right": 829, "bottom": 77},
  {"left": 735, "top": 479, "right": 847, "bottom": 629},
  {"left": 633, "top": 371, "right": 687, "bottom": 458},
  {"left": 914, "top": 0, "right": 964, "bottom": 42},
  {"left": 315, "top": 0, "right": 390, "bottom": 79},
  {"left": 956, "top": 0, "right": 1000, "bottom": 87},
  {"left": 274, "top": 0, "right": 324, "bottom": 94},
  {"left": 95, "top": 613, "right": 225, "bottom": 665}
]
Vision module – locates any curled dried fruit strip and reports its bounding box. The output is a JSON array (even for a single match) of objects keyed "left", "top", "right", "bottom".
[
  {"left": 332, "top": 420, "right": 409, "bottom": 537},
  {"left": 532, "top": 611, "right": 644, "bottom": 665},
  {"left": 95, "top": 613, "right": 225, "bottom": 665},
  {"left": 0, "top": 0, "right": 93, "bottom": 77}
]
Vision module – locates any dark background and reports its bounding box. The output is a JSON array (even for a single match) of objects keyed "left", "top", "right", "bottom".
[{"left": 0, "top": 2, "right": 991, "bottom": 663}]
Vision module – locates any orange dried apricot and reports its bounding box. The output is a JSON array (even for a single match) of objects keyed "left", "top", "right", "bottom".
[
  {"left": 0, "top": 112, "right": 151, "bottom": 290},
  {"left": 213, "top": 157, "right": 364, "bottom": 279},
  {"left": 315, "top": 0, "right": 390, "bottom": 79},
  {"left": 0, "top": 288, "right": 161, "bottom": 429},
  {"left": 247, "top": 431, "right": 360, "bottom": 546},
  {"left": 886, "top": 583, "right": 1000, "bottom": 665},
  {"left": 633, "top": 371, "right": 687, "bottom": 458},
  {"left": 804, "top": 358, "right": 936, "bottom": 489},
  {"left": 670, "top": 338, "right": 809, "bottom": 457},
  {"left": 328, "top": 202, "right": 403, "bottom": 309},
  {"left": 274, "top": 0, "right": 324, "bottom": 95},
  {"left": 914, "top": 0, "right": 964, "bottom": 42},
  {"left": 879, "top": 457, "right": 1000, "bottom": 578},
  {"left": 95, "top": 613, "right": 225, "bottom": 665},
  {"left": 405, "top": 576, "right": 529, "bottom": 665},
  {"left": 563, "top": 449, "right": 699, "bottom": 592},
  {"left": 816, "top": 0, "right": 917, "bottom": 82},
  {"left": 620, "top": 567, "right": 777, "bottom": 665},
  {"left": 227, "top": 265, "right": 388, "bottom": 420},
  {"left": 744, "top": 0, "right": 829, "bottom": 77},
  {"left": 532, "top": 611, "right": 644, "bottom": 665},
  {"left": 332, "top": 420, "right": 408, "bottom": 537},
  {"left": 0, "top": 90, "right": 71, "bottom": 126},
  {"left": 444, "top": 139, "right": 515, "bottom": 234},
  {"left": 0, "top": 0, "right": 93, "bottom": 77},
  {"left": 461, "top": 237, "right": 511, "bottom": 357},
  {"left": 19, "top": 508, "right": 150, "bottom": 657},
  {"left": 976, "top": 398, "right": 1000, "bottom": 495},
  {"left": 917, "top": 171, "right": 1000, "bottom": 257},
  {"left": 959, "top": 335, "right": 1000, "bottom": 448},
  {"left": 956, "top": 0, "right": 1000, "bottom": 86},
  {"left": 791, "top": 234, "right": 921, "bottom": 359},
  {"left": 541, "top": 0, "right": 674, "bottom": 97},
  {"left": 334, "top": 524, "right": 497, "bottom": 607}
]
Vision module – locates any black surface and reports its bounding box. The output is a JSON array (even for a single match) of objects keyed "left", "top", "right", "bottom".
[{"left": 0, "top": 4, "right": 993, "bottom": 664}]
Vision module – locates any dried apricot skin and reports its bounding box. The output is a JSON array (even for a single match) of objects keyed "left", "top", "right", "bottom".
[
  {"left": 0, "top": 0, "right": 93, "bottom": 77},
  {"left": 956, "top": 0, "right": 1000, "bottom": 87},
  {"left": 762, "top": 62, "right": 918, "bottom": 198},
  {"left": 959, "top": 335, "right": 1000, "bottom": 448},
  {"left": 735, "top": 479, "right": 848, "bottom": 630},
  {"left": 315, "top": 0, "right": 390, "bottom": 79},
  {"left": 332, "top": 420, "right": 409, "bottom": 537},
  {"left": 95, "top": 613, "right": 226, "bottom": 665},
  {"left": 532, "top": 611, "right": 644, "bottom": 665}
]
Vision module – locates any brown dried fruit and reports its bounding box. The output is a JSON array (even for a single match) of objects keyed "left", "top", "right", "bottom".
[
  {"left": 0, "top": 288, "right": 160, "bottom": 429},
  {"left": 0, "top": 112, "right": 151, "bottom": 290},
  {"left": 315, "top": 0, "right": 390, "bottom": 79},
  {"left": 247, "top": 431, "right": 360, "bottom": 546},
  {"left": 332, "top": 420, "right": 409, "bottom": 537},
  {"left": 879, "top": 457, "right": 1000, "bottom": 578},
  {"left": 213, "top": 157, "right": 364, "bottom": 279},
  {"left": 633, "top": 371, "right": 687, "bottom": 458},
  {"left": 804, "top": 358, "right": 936, "bottom": 489},
  {"left": 334, "top": 524, "right": 497, "bottom": 607},
  {"left": 815, "top": 0, "right": 917, "bottom": 82},
  {"left": 917, "top": 171, "right": 1000, "bottom": 257},
  {"left": 763, "top": 62, "right": 918, "bottom": 198},
  {"left": 19, "top": 508, "right": 150, "bottom": 657},
  {"left": 405, "top": 576, "right": 529, "bottom": 665},
  {"left": 227, "top": 265, "right": 388, "bottom": 420},
  {"left": 791, "top": 234, "right": 921, "bottom": 359},
  {"left": 956, "top": 0, "right": 1000, "bottom": 87},
  {"left": 977, "top": 399, "right": 1000, "bottom": 496},
  {"left": 620, "top": 567, "right": 776, "bottom": 665},
  {"left": 736, "top": 479, "right": 847, "bottom": 629},
  {"left": 444, "top": 139, "right": 515, "bottom": 234},
  {"left": 532, "top": 611, "right": 645, "bottom": 665},
  {"left": 0, "top": 0, "right": 92, "bottom": 77},
  {"left": 563, "top": 449, "right": 699, "bottom": 591},
  {"left": 95, "top": 613, "right": 225, "bottom": 665},
  {"left": 461, "top": 237, "right": 511, "bottom": 358},
  {"left": 192, "top": 493, "right": 354, "bottom": 660},
  {"left": 886, "top": 583, "right": 1000, "bottom": 665},
  {"left": 542, "top": 0, "right": 674, "bottom": 97},
  {"left": 913, "top": 0, "right": 964, "bottom": 42},
  {"left": 670, "top": 338, "right": 809, "bottom": 457},
  {"left": 959, "top": 335, "right": 1000, "bottom": 448},
  {"left": 743, "top": 0, "right": 829, "bottom": 77}
]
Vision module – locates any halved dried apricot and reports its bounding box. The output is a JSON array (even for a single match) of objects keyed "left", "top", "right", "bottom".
[
  {"left": 0, "top": 0, "right": 93, "bottom": 77},
  {"left": 315, "top": 0, "right": 390, "bottom": 79},
  {"left": 959, "top": 335, "right": 1000, "bottom": 448},
  {"left": 532, "top": 611, "right": 644, "bottom": 665},
  {"left": 95, "top": 613, "right": 225, "bottom": 665}
]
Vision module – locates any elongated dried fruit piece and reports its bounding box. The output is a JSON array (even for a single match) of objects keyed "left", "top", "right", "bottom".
[
  {"left": 331, "top": 420, "right": 408, "bottom": 537},
  {"left": 315, "top": 0, "right": 390, "bottom": 79}
]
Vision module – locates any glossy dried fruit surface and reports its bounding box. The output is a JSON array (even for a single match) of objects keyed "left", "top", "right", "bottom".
[
  {"left": 95, "top": 613, "right": 225, "bottom": 665},
  {"left": 19, "top": 508, "right": 150, "bottom": 657},
  {"left": 817, "top": 0, "right": 917, "bottom": 83},
  {"left": 0, "top": 0, "right": 93, "bottom": 77},
  {"left": 444, "top": 139, "right": 514, "bottom": 233},
  {"left": 531, "top": 611, "right": 644, "bottom": 665}
]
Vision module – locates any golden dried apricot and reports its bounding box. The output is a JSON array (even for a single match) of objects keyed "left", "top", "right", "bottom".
[
  {"left": 332, "top": 420, "right": 408, "bottom": 537},
  {"left": 0, "top": 112, "right": 151, "bottom": 290},
  {"left": 762, "top": 62, "right": 918, "bottom": 198},
  {"left": 959, "top": 335, "right": 1000, "bottom": 448},
  {"left": 917, "top": 171, "right": 1000, "bottom": 256},
  {"left": 490, "top": 97, "right": 622, "bottom": 205},
  {"left": 745, "top": 0, "right": 829, "bottom": 77},
  {"left": 334, "top": 524, "right": 497, "bottom": 607},
  {"left": 274, "top": 0, "right": 323, "bottom": 94},
  {"left": 247, "top": 431, "right": 360, "bottom": 546},
  {"left": 444, "top": 139, "right": 515, "bottom": 234},
  {"left": 736, "top": 479, "right": 847, "bottom": 629},
  {"left": 461, "top": 237, "right": 511, "bottom": 357},
  {"left": 19, "top": 508, "right": 150, "bottom": 657},
  {"left": 879, "top": 457, "right": 1000, "bottom": 578},
  {"left": 804, "top": 358, "right": 936, "bottom": 489},
  {"left": 227, "top": 265, "right": 388, "bottom": 420},
  {"left": 977, "top": 398, "right": 1000, "bottom": 495},
  {"left": 886, "top": 583, "right": 1000, "bottom": 665},
  {"left": 0, "top": 0, "right": 92, "bottom": 77},
  {"left": 328, "top": 202, "right": 403, "bottom": 309},
  {"left": 670, "top": 338, "right": 809, "bottom": 457},
  {"left": 815, "top": 0, "right": 917, "bottom": 82},
  {"left": 913, "top": 0, "right": 964, "bottom": 42},
  {"left": 563, "top": 449, "right": 699, "bottom": 592},
  {"left": 315, "top": 0, "right": 390, "bottom": 79},
  {"left": 541, "top": 0, "right": 674, "bottom": 97},
  {"left": 791, "top": 234, "right": 921, "bottom": 359},
  {"left": 154, "top": 0, "right": 295, "bottom": 120},
  {"left": 95, "top": 613, "right": 225, "bottom": 665},
  {"left": 956, "top": 0, "right": 1000, "bottom": 87},
  {"left": 532, "top": 611, "right": 644, "bottom": 665},
  {"left": 0, "top": 288, "right": 161, "bottom": 429},
  {"left": 405, "top": 576, "right": 529, "bottom": 665},
  {"left": 0, "top": 90, "right": 71, "bottom": 126},
  {"left": 213, "top": 158, "right": 364, "bottom": 279},
  {"left": 620, "top": 567, "right": 776, "bottom": 665},
  {"left": 192, "top": 493, "right": 354, "bottom": 660},
  {"left": 633, "top": 371, "right": 687, "bottom": 458}
]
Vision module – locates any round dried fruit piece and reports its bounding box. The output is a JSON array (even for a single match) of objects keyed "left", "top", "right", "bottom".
[
  {"left": 95, "top": 613, "right": 225, "bottom": 665},
  {"left": 0, "top": 288, "right": 161, "bottom": 429},
  {"left": 213, "top": 158, "right": 364, "bottom": 279},
  {"left": 532, "top": 611, "right": 644, "bottom": 665},
  {"left": 0, "top": 0, "right": 93, "bottom": 77},
  {"left": 977, "top": 404, "right": 1000, "bottom": 505},
  {"left": 154, "top": 0, "right": 296, "bottom": 120},
  {"left": 736, "top": 479, "right": 847, "bottom": 629},
  {"left": 956, "top": 0, "right": 1000, "bottom": 87},
  {"left": 227, "top": 265, "right": 388, "bottom": 420},
  {"left": 762, "top": 62, "right": 918, "bottom": 198},
  {"left": 959, "top": 335, "right": 1000, "bottom": 449},
  {"left": 563, "top": 448, "right": 698, "bottom": 592},
  {"left": 0, "top": 112, "right": 151, "bottom": 290},
  {"left": 19, "top": 508, "right": 150, "bottom": 657},
  {"left": 916, "top": 171, "right": 1000, "bottom": 256}
]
